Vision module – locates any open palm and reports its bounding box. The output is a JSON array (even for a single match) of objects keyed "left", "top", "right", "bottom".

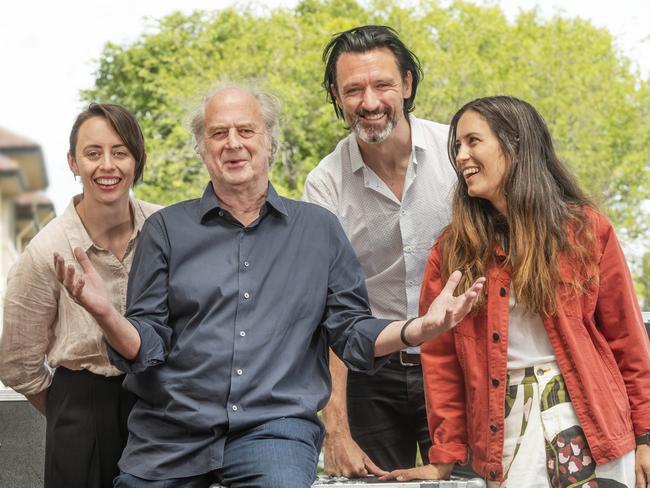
[
  {"left": 420, "top": 270, "right": 485, "bottom": 341},
  {"left": 54, "top": 247, "right": 112, "bottom": 318}
]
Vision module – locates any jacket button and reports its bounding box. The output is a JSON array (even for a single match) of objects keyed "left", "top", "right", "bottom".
[
  {"left": 489, "top": 470, "right": 497, "bottom": 479},
  {"left": 492, "top": 332, "right": 500, "bottom": 341},
  {"left": 499, "top": 287, "right": 506, "bottom": 297},
  {"left": 492, "top": 378, "right": 500, "bottom": 387},
  {"left": 490, "top": 424, "right": 498, "bottom": 433}
]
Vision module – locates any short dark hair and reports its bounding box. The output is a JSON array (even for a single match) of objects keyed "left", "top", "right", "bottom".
[
  {"left": 69, "top": 103, "right": 147, "bottom": 185},
  {"left": 322, "top": 25, "right": 423, "bottom": 119}
]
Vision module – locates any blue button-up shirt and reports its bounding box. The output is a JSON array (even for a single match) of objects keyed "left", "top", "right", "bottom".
[{"left": 108, "top": 183, "right": 390, "bottom": 480}]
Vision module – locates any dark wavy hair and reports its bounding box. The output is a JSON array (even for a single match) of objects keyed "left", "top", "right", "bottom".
[
  {"left": 69, "top": 103, "right": 146, "bottom": 185},
  {"left": 443, "top": 96, "right": 596, "bottom": 315},
  {"left": 322, "top": 25, "right": 423, "bottom": 120}
]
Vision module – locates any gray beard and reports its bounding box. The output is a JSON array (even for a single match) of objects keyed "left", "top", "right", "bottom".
[{"left": 352, "top": 117, "right": 396, "bottom": 144}]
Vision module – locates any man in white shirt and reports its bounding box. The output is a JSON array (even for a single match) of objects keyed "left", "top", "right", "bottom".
[{"left": 302, "top": 25, "right": 457, "bottom": 476}]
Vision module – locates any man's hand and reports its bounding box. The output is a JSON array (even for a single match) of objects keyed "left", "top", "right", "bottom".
[
  {"left": 323, "top": 431, "right": 387, "bottom": 478},
  {"left": 378, "top": 463, "right": 454, "bottom": 482},
  {"left": 636, "top": 444, "right": 650, "bottom": 488},
  {"left": 54, "top": 247, "right": 141, "bottom": 360},
  {"left": 418, "top": 270, "right": 485, "bottom": 342},
  {"left": 54, "top": 247, "right": 112, "bottom": 319}
]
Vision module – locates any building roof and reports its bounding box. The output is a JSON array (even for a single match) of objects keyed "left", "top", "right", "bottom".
[
  {"left": 0, "top": 153, "right": 20, "bottom": 172},
  {"left": 0, "top": 126, "right": 38, "bottom": 149}
]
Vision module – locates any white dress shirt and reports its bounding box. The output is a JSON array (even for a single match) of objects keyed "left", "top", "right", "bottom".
[{"left": 303, "top": 115, "right": 456, "bottom": 352}]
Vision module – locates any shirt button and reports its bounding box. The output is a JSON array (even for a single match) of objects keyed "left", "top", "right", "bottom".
[
  {"left": 218, "top": 210, "right": 224, "bottom": 217},
  {"left": 490, "top": 424, "right": 498, "bottom": 433},
  {"left": 499, "top": 287, "right": 506, "bottom": 297},
  {"left": 232, "top": 405, "right": 238, "bottom": 411},
  {"left": 240, "top": 331, "right": 246, "bottom": 337},
  {"left": 244, "top": 261, "right": 250, "bottom": 267},
  {"left": 492, "top": 378, "right": 500, "bottom": 387},
  {"left": 537, "top": 368, "right": 545, "bottom": 377},
  {"left": 243, "top": 292, "right": 250, "bottom": 299},
  {"left": 236, "top": 369, "right": 243, "bottom": 376},
  {"left": 492, "top": 332, "right": 500, "bottom": 342}
]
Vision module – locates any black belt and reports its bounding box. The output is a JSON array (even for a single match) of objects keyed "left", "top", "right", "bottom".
[{"left": 389, "top": 351, "right": 421, "bottom": 366}]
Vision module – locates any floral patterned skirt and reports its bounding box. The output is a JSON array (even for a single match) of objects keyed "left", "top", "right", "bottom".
[{"left": 488, "top": 361, "right": 635, "bottom": 488}]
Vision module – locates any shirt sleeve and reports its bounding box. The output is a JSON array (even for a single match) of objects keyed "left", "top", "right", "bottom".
[
  {"left": 321, "top": 213, "right": 390, "bottom": 373},
  {"left": 0, "top": 247, "right": 58, "bottom": 395},
  {"left": 107, "top": 214, "right": 172, "bottom": 374},
  {"left": 592, "top": 214, "right": 650, "bottom": 436},
  {"left": 419, "top": 242, "right": 469, "bottom": 464},
  {"left": 301, "top": 170, "right": 338, "bottom": 215}
]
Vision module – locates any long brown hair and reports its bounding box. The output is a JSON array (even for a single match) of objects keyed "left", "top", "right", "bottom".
[{"left": 443, "top": 96, "right": 595, "bottom": 316}]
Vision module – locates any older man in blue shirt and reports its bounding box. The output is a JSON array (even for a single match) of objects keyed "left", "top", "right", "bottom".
[{"left": 54, "top": 83, "right": 484, "bottom": 488}]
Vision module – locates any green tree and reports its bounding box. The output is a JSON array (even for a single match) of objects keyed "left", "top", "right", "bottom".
[{"left": 83, "top": 0, "right": 650, "bottom": 241}]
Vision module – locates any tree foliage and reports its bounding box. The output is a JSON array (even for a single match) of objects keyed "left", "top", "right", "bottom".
[{"left": 83, "top": 0, "right": 650, "bottom": 242}]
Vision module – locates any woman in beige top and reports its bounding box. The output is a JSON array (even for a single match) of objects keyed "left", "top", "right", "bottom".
[{"left": 0, "top": 103, "right": 160, "bottom": 488}]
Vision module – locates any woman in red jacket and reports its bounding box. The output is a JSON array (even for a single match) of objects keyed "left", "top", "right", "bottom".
[{"left": 383, "top": 96, "right": 650, "bottom": 487}]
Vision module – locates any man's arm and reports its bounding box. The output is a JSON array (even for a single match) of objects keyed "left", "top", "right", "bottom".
[
  {"left": 303, "top": 172, "right": 383, "bottom": 476},
  {"left": 54, "top": 248, "right": 140, "bottom": 360},
  {"left": 321, "top": 350, "right": 386, "bottom": 477}
]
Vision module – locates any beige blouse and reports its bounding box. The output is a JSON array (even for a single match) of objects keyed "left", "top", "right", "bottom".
[{"left": 0, "top": 195, "right": 161, "bottom": 395}]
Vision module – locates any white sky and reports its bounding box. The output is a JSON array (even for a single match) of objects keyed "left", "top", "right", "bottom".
[{"left": 1, "top": 0, "right": 649, "bottom": 216}]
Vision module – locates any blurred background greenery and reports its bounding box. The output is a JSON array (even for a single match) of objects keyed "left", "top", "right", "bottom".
[{"left": 81, "top": 0, "right": 650, "bottom": 306}]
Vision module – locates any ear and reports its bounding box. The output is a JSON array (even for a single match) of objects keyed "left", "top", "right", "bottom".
[
  {"left": 402, "top": 70, "right": 413, "bottom": 100},
  {"left": 67, "top": 152, "right": 79, "bottom": 176},
  {"left": 332, "top": 83, "right": 343, "bottom": 107}
]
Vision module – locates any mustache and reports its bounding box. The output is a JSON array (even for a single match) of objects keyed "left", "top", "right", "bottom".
[{"left": 355, "top": 107, "right": 392, "bottom": 118}]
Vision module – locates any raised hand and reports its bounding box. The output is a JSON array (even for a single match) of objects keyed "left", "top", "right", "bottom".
[
  {"left": 54, "top": 247, "right": 112, "bottom": 319},
  {"left": 419, "top": 270, "right": 485, "bottom": 342}
]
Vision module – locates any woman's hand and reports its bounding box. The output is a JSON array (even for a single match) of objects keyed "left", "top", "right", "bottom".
[
  {"left": 636, "top": 444, "right": 650, "bottom": 488},
  {"left": 378, "top": 463, "right": 454, "bottom": 482}
]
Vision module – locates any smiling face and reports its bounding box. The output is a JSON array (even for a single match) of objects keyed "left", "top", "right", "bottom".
[
  {"left": 334, "top": 48, "right": 412, "bottom": 144},
  {"left": 68, "top": 116, "right": 135, "bottom": 207},
  {"left": 201, "top": 88, "right": 271, "bottom": 192},
  {"left": 454, "top": 110, "right": 509, "bottom": 214}
]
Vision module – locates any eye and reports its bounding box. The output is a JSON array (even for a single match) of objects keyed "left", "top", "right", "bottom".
[
  {"left": 113, "top": 150, "right": 130, "bottom": 158},
  {"left": 209, "top": 130, "right": 228, "bottom": 140},
  {"left": 85, "top": 150, "right": 101, "bottom": 159},
  {"left": 344, "top": 87, "right": 361, "bottom": 96},
  {"left": 238, "top": 128, "right": 256, "bottom": 138},
  {"left": 468, "top": 136, "right": 480, "bottom": 145}
]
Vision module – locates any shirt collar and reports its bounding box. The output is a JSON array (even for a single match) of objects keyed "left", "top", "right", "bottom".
[
  {"left": 199, "top": 181, "right": 289, "bottom": 222},
  {"left": 349, "top": 114, "right": 426, "bottom": 173},
  {"left": 63, "top": 194, "right": 145, "bottom": 252}
]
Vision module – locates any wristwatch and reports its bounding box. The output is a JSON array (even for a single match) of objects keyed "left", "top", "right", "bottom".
[{"left": 636, "top": 433, "right": 650, "bottom": 445}]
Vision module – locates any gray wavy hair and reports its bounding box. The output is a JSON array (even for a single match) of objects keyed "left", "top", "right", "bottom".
[{"left": 189, "top": 80, "right": 281, "bottom": 164}]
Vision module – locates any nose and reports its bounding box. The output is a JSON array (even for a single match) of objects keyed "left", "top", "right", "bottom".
[
  {"left": 99, "top": 153, "right": 117, "bottom": 170},
  {"left": 456, "top": 143, "right": 470, "bottom": 166},
  {"left": 361, "top": 87, "right": 381, "bottom": 111},
  {"left": 225, "top": 128, "right": 243, "bottom": 149}
]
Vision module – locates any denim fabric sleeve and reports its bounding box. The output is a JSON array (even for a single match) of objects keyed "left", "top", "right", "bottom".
[
  {"left": 108, "top": 214, "right": 171, "bottom": 374},
  {"left": 322, "top": 213, "right": 391, "bottom": 374}
]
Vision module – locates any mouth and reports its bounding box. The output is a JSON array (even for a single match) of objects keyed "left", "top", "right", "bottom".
[
  {"left": 94, "top": 177, "right": 122, "bottom": 189},
  {"left": 224, "top": 158, "right": 248, "bottom": 166},
  {"left": 462, "top": 167, "right": 480, "bottom": 179},
  {"left": 356, "top": 109, "right": 389, "bottom": 123}
]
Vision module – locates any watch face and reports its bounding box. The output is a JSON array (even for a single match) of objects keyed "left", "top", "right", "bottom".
[{"left": 638, "top": 433, "right": 650, "bottom": 445}]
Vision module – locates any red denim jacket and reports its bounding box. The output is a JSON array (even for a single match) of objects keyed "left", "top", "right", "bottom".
[{"left": 420, "top": 209, "right": 650, "bottom": 482}]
